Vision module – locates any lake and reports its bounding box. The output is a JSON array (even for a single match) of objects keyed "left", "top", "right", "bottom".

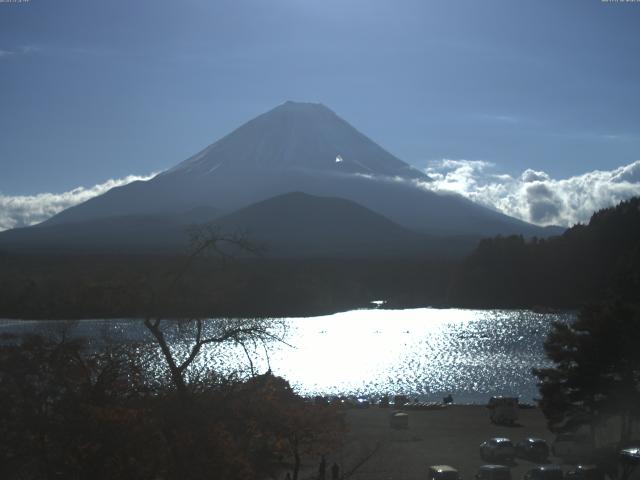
[{"left": 0, "top": 308, "right": 574, "bottom": 404}]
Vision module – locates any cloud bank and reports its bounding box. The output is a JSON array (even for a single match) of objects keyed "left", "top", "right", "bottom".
[
  {"left": 0, "top": 173, "right": 157, "bottom": 232},
  {"left": 421, "top": 159, "right": 640, "bottom": 227},
  {"left": 2, "top": 160, "right": 638, "bottom": 232}
]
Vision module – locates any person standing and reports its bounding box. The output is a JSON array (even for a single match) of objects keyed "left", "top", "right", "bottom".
[
  {"left": 318, "top": 455, "right": 326, "bottom": 480},
  {"left": 331, "top": 462, "right": 340, "bottom": 480}
]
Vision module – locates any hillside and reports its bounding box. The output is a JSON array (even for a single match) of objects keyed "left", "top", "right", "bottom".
[
  {"left": 37, "top": 101, "right": 554, "bottom": 239},
  {"left": 0, "top": 192, "right": 477, "bottom": 258},
  {"left": 215, "top": 192, "right": 429, "bottom": 257},
  {"left": 448, "top": 197, "right": 640, "bottom": 308}
]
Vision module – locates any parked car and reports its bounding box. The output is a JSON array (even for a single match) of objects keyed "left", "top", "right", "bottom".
[
  {"left": 619, "top": 447, "right": 640, "bottom": 480},
  {"left": 551, "top": 433, "right": 594, "bottom": 461},
  {"left": 488, "top": 396, "right": 519, "bottom": 425},
  {"left": 565, "top": 465, "right": 604, "bottom": 480},
  {"left": 389, "top": 411, "right": 409, "bottom": 429},
  {"left": 393, "top": 395, "right": 408, "bottom": 407},
  {"left": 428, "top": 465, "right": 461, "bottom": 480},
  {"left": 523, "top": 465, "right": 563, "bottom": 480},
  {"left": 619, "top": 447, "right": 640, "bottom": 466},
  {"left": 480, "top": 438, "right": 516, "bottom": 462},
  {"left": 476, "top": 464, "right": 512, "bottom": 480},
  {"left": 516, "top": 437, "right": 550, "bottom": 462}
]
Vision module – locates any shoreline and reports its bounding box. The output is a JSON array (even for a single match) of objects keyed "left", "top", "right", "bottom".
[{"left": 0, "top": 305, "right": 577, "bottom": 322}]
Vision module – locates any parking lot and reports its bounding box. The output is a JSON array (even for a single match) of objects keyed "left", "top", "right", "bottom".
[{"left": 328, "top": 406, "right": 564, "bottom": 480}]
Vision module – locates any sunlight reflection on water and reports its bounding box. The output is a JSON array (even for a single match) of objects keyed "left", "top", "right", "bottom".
[{"left": 0, "top": 308, "right": 574, "bottom": 404}]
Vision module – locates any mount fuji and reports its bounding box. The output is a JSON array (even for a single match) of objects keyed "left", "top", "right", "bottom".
[{"left": 0, "top": 101, "right": 560, "bottom": 255}]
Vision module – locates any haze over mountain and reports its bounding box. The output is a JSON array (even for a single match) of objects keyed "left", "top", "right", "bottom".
[
  {"left": 0, "top": 192, "right": 479, "bottom": 258},
  {"left": 40, "top": 102, "right": 555, "bottom": 235},
  {"left": 0, "top": 102, "right": 562, "bottom": 256}
]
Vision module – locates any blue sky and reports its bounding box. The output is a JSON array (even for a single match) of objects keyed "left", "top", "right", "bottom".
[{"left": 1, "top": 0, "right": 639, "bottom": 196}]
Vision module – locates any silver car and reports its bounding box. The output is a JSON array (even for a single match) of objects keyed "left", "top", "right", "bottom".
[
  {"left": 565, "top": 465, "right": 604, "bottom": 480},
  {"left": 476, "top": 465, "right": 512, "bottom": 480},
  {"left": 480, "top": 438, "right": 516, "bottom": 462},
  {"left": 523, "top": 465, "right": 563, "bottom": 480},
  {"left": 516, "top": 437, "right": 550, "bottom": 462}
]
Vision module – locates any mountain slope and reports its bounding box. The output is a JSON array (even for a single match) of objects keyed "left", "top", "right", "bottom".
[
  {"left": 35, "top": 101, "right": 555, "bottom": 238},
  {"left": 166, "top": 101, "right": 427, "bottom": 178},
  {"left": 215, "top": 192, "right": 429, "bottom": 257},
  {"left": 0, "top": 214, "right": 191, "bottom": 254},
  {"left": 0, "top": 192, "right": 456, "bottom": 257},
  {"left": 0, "top": 206, "right": 221, "bottom": 254}
]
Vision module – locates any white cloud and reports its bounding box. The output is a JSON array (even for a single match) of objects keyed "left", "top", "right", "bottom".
[
  {"left": 2, "top": 161, "right": 639, "bottom": 232},
  {"left": 520, "top": 169, "right": 550, "bottom": 183},
  {"left": 420, "top": 159, "right": 640, "bottom": 227},
  {"left": 0, "top": 173, "right": 157, "bottom": 231},
  {"left": 0, "top": 46, "right": 38, "bottom": 59},
  {"left": 476, "top": 113, "right": 520, "bottom": 124}
]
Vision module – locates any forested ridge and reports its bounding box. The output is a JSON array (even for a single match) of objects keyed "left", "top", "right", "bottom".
[
  {"left": 1, "top": 198, "right": 638, "bottom": 318},
  {"left": 449, "top": 197, "right": 640, "bottom": 308},
  {"left": 0, "top": 254, "right": 455, "bottom": 319}
]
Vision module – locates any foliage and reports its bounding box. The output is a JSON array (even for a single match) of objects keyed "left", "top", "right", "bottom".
[
  {"left": 534, "top": 300, "right": 640, "bottom": 444},
  {"left": 0, "top": 333, "right": 164, "bottom": 480},
  {"left": 450, "top": 197, "right": 640, "bottom": 308},
  {"left": 0, "top": 227, "right": 347, "bottom": 480},
  {"left": 234, "top": 374, "right": 345, "bottom": 480},
  {"left": 0, "top": 334, "right": 344, "bottom": 480}
]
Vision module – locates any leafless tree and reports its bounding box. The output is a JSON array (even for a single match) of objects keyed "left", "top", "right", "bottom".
[{"left": 142, "top": 224, "right": 282, "bottom": 396}]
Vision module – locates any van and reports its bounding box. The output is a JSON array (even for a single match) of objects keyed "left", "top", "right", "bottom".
[{"left": 488, "top": 396, "right": 519, "bottom": 425}]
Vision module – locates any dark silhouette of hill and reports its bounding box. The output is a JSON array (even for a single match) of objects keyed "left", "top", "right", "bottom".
[
  {"left": 0, "top": 192, "right": 477, "bottom": 257},
  {"left": 0, "top": 205, "right": 219, "bottom": 254},
  {"left": 0, "top": 214, "right": 190, "bottom": 254},
  {"left": 449, "top": 197, "right": 640, "bottom": 308},
  {"left": 215, "top": 191, "right": 465, "bottom": 257},
  {"left": 39, "top": 101, "right": 555, "bottom": 238}
]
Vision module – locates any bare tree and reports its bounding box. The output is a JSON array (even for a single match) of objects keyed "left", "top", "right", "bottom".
[{"left": 142, "top": 224, "right": 280, "bottom": 396}]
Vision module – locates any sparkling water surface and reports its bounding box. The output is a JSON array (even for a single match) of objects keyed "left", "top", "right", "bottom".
[{"left": 0, "top": 308, "right": 574, "bottom": 404}]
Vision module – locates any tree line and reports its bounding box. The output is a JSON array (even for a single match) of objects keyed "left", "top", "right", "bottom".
[
  {"left": 449, "top": 197, "right": 640, "bottom": 308},
  {"left": 529, "top": 199, "right": 640, "bottom": 477}
]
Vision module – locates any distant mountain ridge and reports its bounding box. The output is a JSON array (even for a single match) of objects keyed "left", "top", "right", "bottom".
[{"left": 0, "top": 101, "right": 561, "bottom": 255}]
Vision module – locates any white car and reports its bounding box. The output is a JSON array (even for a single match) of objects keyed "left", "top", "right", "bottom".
[
  {"left": 428, "top": 465, "right": 461, "bottom": 480},
  {"left": 620, "top": 447, "right": 640, "bottom": 466},
  {"left": 480, "top": 438, "right": 516, "bottom": 462}
]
